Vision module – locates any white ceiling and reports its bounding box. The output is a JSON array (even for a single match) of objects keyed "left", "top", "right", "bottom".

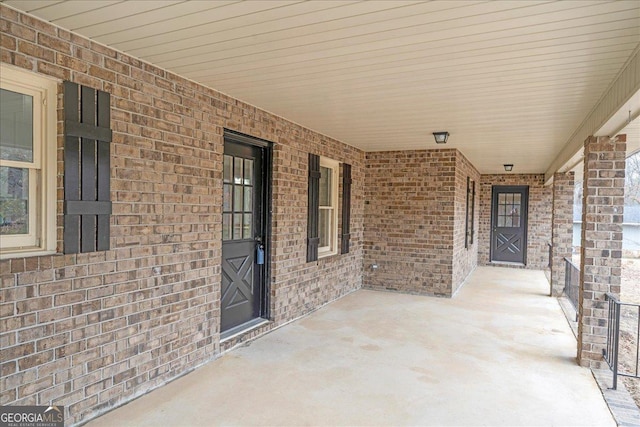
[{"left": 4, "top": 0, "right": 640, "bottom": 174}]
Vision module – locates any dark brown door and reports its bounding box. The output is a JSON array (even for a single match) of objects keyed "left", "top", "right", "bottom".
[
  {"left": 491, "top": 185, "right": 528, "bottom": 264},
  {"left": 221, "top": 133, "right": 269, "bottom": 335}
]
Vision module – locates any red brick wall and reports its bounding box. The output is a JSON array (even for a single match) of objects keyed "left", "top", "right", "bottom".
[
  {"left": 0, "top": 6, "right": 364, "bottom": 424},
  {"left": 478, "top": 174, "right": 552, "bottom": 269},
  {"left": 363, "top": 149, "right": 477, "bottom": 297}
]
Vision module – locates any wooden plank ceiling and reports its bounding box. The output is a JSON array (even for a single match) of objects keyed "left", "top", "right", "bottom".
[{"left": 4, "top": 0, "right": 640, "bottom": 174}]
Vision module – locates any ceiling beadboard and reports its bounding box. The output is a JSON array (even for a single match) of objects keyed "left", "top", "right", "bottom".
[{"left": 5, "top": 0, "right": 639, "bottom": 174}]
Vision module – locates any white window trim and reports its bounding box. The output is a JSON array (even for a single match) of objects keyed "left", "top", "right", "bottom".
[
  {"left": 0, "top": 64, "right": 57, "bottom": 259},
  {"left": 318, "top": 157, "right": 339, "bottom": 259}
]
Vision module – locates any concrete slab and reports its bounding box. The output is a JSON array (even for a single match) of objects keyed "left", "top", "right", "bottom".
[{"left": 87, "top": 267, "right": 615, "bottom": 426}]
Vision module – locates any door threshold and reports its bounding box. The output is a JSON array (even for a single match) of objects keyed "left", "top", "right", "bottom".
[
  {"left": 490, "top": 261, "right": 525, "bottom": 267},
  {"left": 221, "top": 318, "right": 269, "bottom": 343}
]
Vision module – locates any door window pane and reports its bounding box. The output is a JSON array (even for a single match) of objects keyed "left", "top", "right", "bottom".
[
  {"left": 222, "top": 213, "right": 232, "bottom": 241},
  {"left": 0, "top": 89, "right": 33, "bottom": 162},
  {"left": 223, "top": 155, "right": 233, "bottom": 183},
  {"left": 233, "top": 185, "right": 243, "bottom": 211},
  {"left": 243, "top": 213, "right": 252, "bottom": 239},
  {"left": 233, "top": 213, "right": 242, "bottom": 240},
  {"left": 497, "top": 192, "right": 522, "bottom": 228},
  {"left": 244, "top": 187, "right": 252, "bottom": 212},
  {"left": 0, "top": 167, "right": 29, "bottom": 235},
  {"left": 244, "top": 159, "right": 253, "bottom": 185},
  {"left": 223, "top": 184, "right": 232, "bottom": 211},
  {"left": 233, "top": 157, "right": 243, "bottom": 185},
  {"left": 223, "top": 153, "right": 257, "bottom": 241}
]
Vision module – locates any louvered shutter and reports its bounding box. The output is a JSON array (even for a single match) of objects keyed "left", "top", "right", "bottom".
[
  {"left": 341, "top": 163, "right": 352, "bottom": 254},
  {"left": 307, "top": 153, "right": 320, "bottom": 262}
]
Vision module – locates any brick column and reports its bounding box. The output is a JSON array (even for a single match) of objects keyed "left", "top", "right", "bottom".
[
  {"left": 551, "top": 172, "right": 574, "bottom": 296},
  {"left": 578, "top": 135, "right": 626, "bottom": 368}
]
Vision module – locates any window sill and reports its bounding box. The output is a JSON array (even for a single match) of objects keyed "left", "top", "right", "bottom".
[
  {"left": 0, "top": 249, "right": 57, "bottom": 260},
  {"left": 318, "top": 251, "right": 338, "bottom": 260}
]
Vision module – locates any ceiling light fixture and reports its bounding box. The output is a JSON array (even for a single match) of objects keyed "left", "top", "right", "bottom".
[
  {"left": 432, "top": 131, "right": 449, "bottom": 144},
  {"left": 504, "top": 164, "right": 514, "bottom": 172}
]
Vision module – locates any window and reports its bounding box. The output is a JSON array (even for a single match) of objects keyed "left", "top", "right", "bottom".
[
  {"left": 497, "top": 193, "right": 522, "bottom": 227},
  {"left": 307, "top": 154, "right": 340, "bottom": 261},
  {"left": 0, "top": 65, "right": 57, "bottom": 258},
  {"left": 222, "top": 154, "right": 254, "bottom": 241},
  {"left": 318, "top": 158, "right": 339, "bottom": 257}
]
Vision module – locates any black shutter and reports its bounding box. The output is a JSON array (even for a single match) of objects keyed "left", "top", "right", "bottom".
[
  {"left": 470, "top": 179, "right": 475, "bottom": 245},
  {"left": 63, "top": 81, "right": 112, "bottom": 254},
  {"left": 465, "top": 177, "right": 476, "bottom": 249},
  {"left": 465, "top": 176, "right": 470, "bottom": 249},
  {"left": 341, "top": 163, "right": 352, "bottom": 254},
  {"left": 307, "top": 153, "right": 320, "bottom": 262}
]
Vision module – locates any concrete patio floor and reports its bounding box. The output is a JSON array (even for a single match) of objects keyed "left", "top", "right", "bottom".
[{"left": 87, "top": 267, "right": 614, "bottom": 426}]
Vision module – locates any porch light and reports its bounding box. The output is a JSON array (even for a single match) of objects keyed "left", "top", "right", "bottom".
[
  {"left": 504, "top": 164, "right": 514, "bottom": 172},
  {"left": 432, "top": 131, "right": 449, "bottom": 144}
]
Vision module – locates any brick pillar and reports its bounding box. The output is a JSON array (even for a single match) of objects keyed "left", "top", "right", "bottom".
[
  {"left": 551, "top": 172, "right": 574, "bottom": 296},
  {"left": 578, "top": 135, "right": 626, "bottom": 368}
]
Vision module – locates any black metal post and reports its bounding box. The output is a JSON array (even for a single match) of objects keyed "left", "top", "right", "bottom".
[
  {"left": 636, "top": 305, "right": 640, "bottom": 377},
  {"left": 613, "top": 301, "right": 620, "bottom": 390}
]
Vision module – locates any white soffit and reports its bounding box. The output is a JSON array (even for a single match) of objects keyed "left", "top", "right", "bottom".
[
  {"left": 4, "top": 0, "right": 640, "bottom": 174},
  {"left": 598, "top": 89, "right": 640, "bottom": 156},
  {"left": 567, "top": 115, "right": 640, "bottom": 185}
]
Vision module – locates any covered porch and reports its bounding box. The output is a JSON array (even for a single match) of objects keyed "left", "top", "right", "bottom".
[
  {"left": 87, "top": 267, "right": 613, "bottom": 426},
  {"left": 1, "top": 3, "right": 639, "bottom": 424}
]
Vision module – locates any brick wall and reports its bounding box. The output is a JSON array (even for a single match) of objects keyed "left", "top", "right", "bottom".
[
  {"left": 363, "top": 149, "right": 478, "bottom": 297},
  {"left": 452, "top": 153, "right": 481, "bottom": 294},
  {"left": 478, "top": 174, "right": 552, "bottom": 269},
  {"left": 0, "top": 6, "right": 364, "bottom": 424},
  {"left": 551, "top": 172, "right": 574, "bottom": 296}
]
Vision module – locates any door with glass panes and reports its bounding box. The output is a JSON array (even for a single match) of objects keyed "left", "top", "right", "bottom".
[
  {"left": 221, "top": 134, "right": 268, "bottom": 334},
  {"left": 490, "top": 185, "right": 529, "bottom": 264}
]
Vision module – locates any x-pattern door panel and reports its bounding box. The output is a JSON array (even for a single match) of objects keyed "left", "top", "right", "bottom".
[
  {"left": 491, "top": 186, "right": 528, "bottom": 264},
  {"left": 221, "top": 254, "right": 253, "bottom": 310},
  {"left": 496, "top": 233, "right": 523, "bottom": 255}
]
